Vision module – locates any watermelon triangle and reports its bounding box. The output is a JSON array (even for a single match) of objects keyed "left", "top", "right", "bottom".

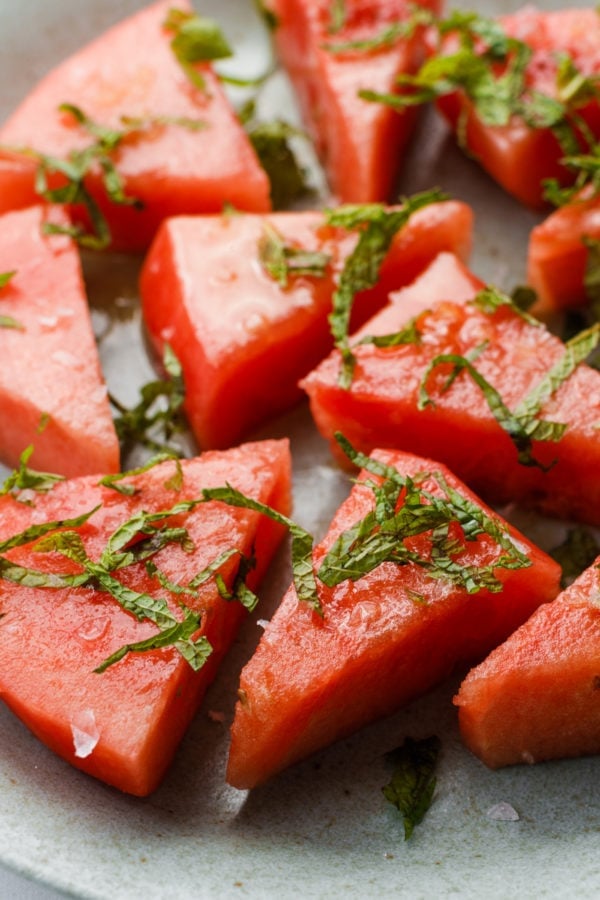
[
  {"left": 302, "top": 252, "right": 600, "bottom": 525},
  {"left": 0, "top": 0, "right": 270, "bottom": 251},
  {"left": 268, "top": 0, "right": 442, "bottom": 202},
  {"left": 227, "top": 447, "right": 560, "bottom": 789},
  {"left": 455, "top": 559, "right": 600, "bottom": 768},
  {"left": 0, "top": 439, "right": 290, "bottom": 795},
  {"left": 0, "top": 205, "right": 119, "bottom": 477}
]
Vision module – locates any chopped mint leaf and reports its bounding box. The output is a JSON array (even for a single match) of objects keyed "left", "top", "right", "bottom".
[
  {"left": 356, "top": 318, "right": 422, "bottom": 348},
  {"left": 0, "top": 315, "right": 23, "bottom": 330},
  {"left": 0, "top": 445, "right": 64, "bottom": 498},
  {"left": 259, "top": 222, "right": 330, "bottom": 287},
  {"left": 201, "top": 484, "right": 321, "bottom": 615},
  {"left": 323, "top": 10, "right": 431, "bottom": 54},
  {"left": 471, "top": 286, "right": 540, "bottom": 326},
  {"left": 0, "top": 270, "right": 16, "bottom": 289},
  {"left": 254, "top": 0, "right": 278, "bottom": 31},
  {"left": 164, "top": 7, "right": 232, "bottom": 91},
  {"left": 326, "top": 190, "right": 446, "bottom": 388},
  {"left": 328, "top": 0, "right": 347, "bottom": 34},
  {"left": 550, "top": 526, "right": 600, "bottom": 588},
  {"left": 245, "top": 118, "right": 311, "bottom": 209},
  {"left": 110, "top": 343, "right": 187, "bottom": 457},
  {"left": 510, "top": 285, "right": 538, "bottom": 315},
  {"left": 99, "top": 453, "right": 182, "bottom": 496},
  {"left": 383, "top": 736, "right": 441, "bottom": 840}
]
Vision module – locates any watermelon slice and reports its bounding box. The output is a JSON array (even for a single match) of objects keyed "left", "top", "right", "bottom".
[
  {"left": 0, "top": 204, "right": 118, "bottom": 477},
  {"left": 0, "top": 438, "right": 290, "bottom": 795},
  {"left": 301, "top": 252, "right": 600, "bottom": 524},
  {"left": 528, "top": 195, "right": 600, "bottom": 314},
  {"left": 226, "top": 446, "right": 560, "bottom": 789},
  {"left": 265, "top": 0, "right": 442, "bottom": 202},
  {"left": 0, "top": 0, "right": 270, "bottom": 252},
  {"left": 429, "top": 7, "right": 600, "bottom": 208},
  {"left": 140, "top": 200, "right": 472, "bottom": 449},
  {"left": 455, "top": 557, "right": 600, "bottom": 769}
]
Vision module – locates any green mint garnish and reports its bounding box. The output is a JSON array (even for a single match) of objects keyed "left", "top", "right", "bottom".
[
  {"left": 323, "top": 8, "right": 432, "bottom": 54},
  {"left": 164, "top": 7, "right": 233, "bottom": 91},
  {"left": 0, "top": 271, "right": 16, "bottom": 289},
  {"left": 326, "top": 190, "right": 446, "bottom": 388},
  {"left": 0, "top": 445, "right": 64, "bottom": 498},
  {"left": 201, "top": 484, "right": 322, "bottom": 615},
  {"left": 550, "top": 526, "right": 600, "bottom": 588},
  {"left": 383, "top": 735, "right": 441, "bottom": 840},
  {"left": 110, "top": 343, "right": 187, "bottom": 458},
  {"left": 259, "top": 222, "right": 331, "bottom": 287},
  {"left": 0, "top": 270, "right": 22, "bottom": 328},
  {"left": 328, "top": 0, "right": 347, "bottom": 34}
]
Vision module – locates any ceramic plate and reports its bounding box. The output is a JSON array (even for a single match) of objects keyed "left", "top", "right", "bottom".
[{"left": 1, "top": 1, "right": 599, "bottom": 897}]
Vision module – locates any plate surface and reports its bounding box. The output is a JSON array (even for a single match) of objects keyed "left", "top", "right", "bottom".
[{"left": 1, "top": 1, "right": 599, "bottom": 898}]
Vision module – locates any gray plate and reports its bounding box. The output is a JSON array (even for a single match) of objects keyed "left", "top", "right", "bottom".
[{"left": 1, "top": 1, "right": 599, "bottom": 898}]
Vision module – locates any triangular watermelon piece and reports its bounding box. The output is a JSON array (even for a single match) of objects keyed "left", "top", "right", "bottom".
[
  {"left": 0, "top": 0, "right": 270, "bottom": 252},
  {"left": 226, "top": 446, "right": 560, "bottom": 789},
  {"left": 0, "top": 439, "right": 290, "bottom": 795},
  {"left": 528, "top": 195, "right": 600, "bottom": 315},
  {"left": 302, "top": 252, "right": 600, "bottom": 525},
  {"left": 140, "top": 200, "right": 472, "bottom": 449},
  {"left": 0, "top": 205, "right": 119, "bottom": 477},
  {"left": 455, "top": 558, "right": 600, "bottom": 768},
  {"left": 266, "top": 0, "right": 442, "bottom": 202},
  {"left": 431, "top": 7, "right": 600, "bottom": 208}
]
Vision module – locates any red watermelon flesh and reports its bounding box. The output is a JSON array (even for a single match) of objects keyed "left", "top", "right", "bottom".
[
  {"left": 0, "top": 0, "right": 270, "bottom": 252},
  {"left": 0, "top": 439, "right": 290, "bottom": 795},
  {"left": 226, "top": 447, "right": 561, "bottom": 789},
  {"left": 0, "top": 204, "right": 118, "bottom": 477}
]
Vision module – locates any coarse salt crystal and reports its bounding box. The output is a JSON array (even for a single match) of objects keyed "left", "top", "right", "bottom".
[
  {"left": 486, "top": 801, "right": 519, "bottom": 822},
  {"left": 256, "top": 619, "right": 270, "bottom": 630},
  {"left": 71, "top": 709, "right": 100, "bottom": 758}
]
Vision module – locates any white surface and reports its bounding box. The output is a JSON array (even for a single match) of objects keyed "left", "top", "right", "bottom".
[{"left": 1, "top": 1, "right": 600, "bottom": 898}]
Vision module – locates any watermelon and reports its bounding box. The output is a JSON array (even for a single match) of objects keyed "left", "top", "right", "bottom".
[
  {"left": 301, "top": 252, "right": 600, "bottom": 525},
  {"left": 455, "top": 557, "right": 600, "bottom": 769},
  {"left": 140, "top": 200, "right": 472, "bottom": 449},
  {"left": 0, "top": 0, "right": 270, "bottom": 253},
  {"left": 431, "top": 7, "right": 600, "bottom": 208},
  {"left": 0, "top": 204, "right": 119, "bottom": 477},
  {"left": 265, "top": 0, "right": 442, "bottom": 202},
  {"left": 226, "top": 446, "right": 560, "bottom": 790},
  {"left": 0, "top": 439, "right": 290, "bottom": 795},
  {"left": 528, "top": 195, "right": 600, "bottom": 314}
]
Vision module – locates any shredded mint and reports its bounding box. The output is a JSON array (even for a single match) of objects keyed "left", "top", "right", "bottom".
[
  {"left": 0, "top": 271, "right": 15, "bottom": 289},
  {"left": 326, "top": 190, "right": 446, "bottom": 388},
  {"left": 201, "top": 484, "right": 321, "bottom": 615},
  {"left": 583, "top": 236, "right": 600, "bottom": 317},
  {"left": 324, "top": 7, "right": 433, "bottom": 54},
  {"left": 242, "top": 110, "right": 311, "bottom": 209},
  {"left": 356, "top": 318, "right": 422, "bottom": 348},
  {"left": 470, "top": 286, "right": 540, "bottom": 326},
  {"left": 110, "top": 343, "right": 187, "bottom": 457},
  {"left": 328, "top": 0, "right": 347, "bottom": 34},
  {"left": 254, "top": 0, "right": 278, "bottom": 31},
  {"left": 383, "top": 735, "right": 441, "bottom": 840},
  {"left": 0, "top": 445, "right": 64, "bottom": 498},
  {"left": 319, "top": 433, "right": 530, "bottom": 593},
  {"left": 550, "top": 526, "right": 600, "bottom": 588},
  {"left": 164, "top": 7, "right": 233, "bottom": 91},
  {"left": 99, "top": 454, "right": 182, "bottom": 497},
  {"left": 259, "top": 222, "right": 330, "bottom": 287}
]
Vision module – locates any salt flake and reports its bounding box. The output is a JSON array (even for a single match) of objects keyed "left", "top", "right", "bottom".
[
  {"left": 71, "top": 709, "right": 100, "bottom": 759},
  {"left": 486, "top": 801, "right": 520, "bottom": 822}
]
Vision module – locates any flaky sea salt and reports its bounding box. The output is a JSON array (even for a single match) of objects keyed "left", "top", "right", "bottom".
[
  {"left": 71, "top": 709, "right": 100, "bottom": 759},
  {"left": 486, "top": 801, "right": 520, "bottom": 822}
]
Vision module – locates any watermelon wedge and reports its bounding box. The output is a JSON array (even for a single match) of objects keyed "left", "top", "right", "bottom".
[
  {"left": 226, "top": 446, "right": 560, "bottom": 790},
  {"left": 428, "top": 7, "right": 600, "bottom": 208},
  {"left": 455, "top": 557, "right": 600, "bottom": 769},
  {"left": 265, "top": 0, "right": 442, "bottom": 202},
  {"left": 0, "top": 204, "right": 118, "bottom": 477},
  {"left": 0, "top": 0, "right": 270, "bottom": 252},
  {"left": 0, "top": 439, "right": 290, "bottom": 795},
  {"left": 302, "top": 252, "right": 600, "bottom": 525},
  {"left": 528, "top": 195, "right": 600, "bottom": 314},
  {"left": 140, "top": 200, "right": 472, "bottom": 449}
]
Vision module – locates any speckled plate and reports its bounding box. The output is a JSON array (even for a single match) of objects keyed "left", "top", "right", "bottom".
[{"left": 1, "top": 1, "right": 599, "bottom": 898}]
